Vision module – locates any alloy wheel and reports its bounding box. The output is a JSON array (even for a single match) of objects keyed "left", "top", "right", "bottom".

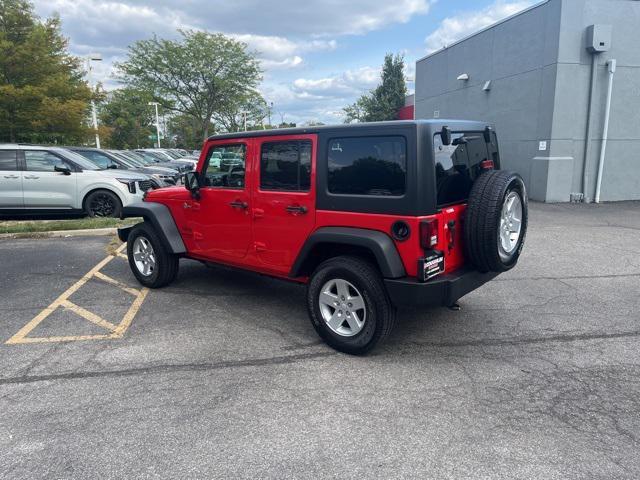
[
  {"left": 132, "top": 236, "right": 156, "bottom": 277},
  {"left": 318, "top": 278, "right": 366, "bottom": 337}
]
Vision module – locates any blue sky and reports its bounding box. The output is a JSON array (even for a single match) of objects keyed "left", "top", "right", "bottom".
[{"left": 33, "top": 0, "right": 534, "bottom": 125}]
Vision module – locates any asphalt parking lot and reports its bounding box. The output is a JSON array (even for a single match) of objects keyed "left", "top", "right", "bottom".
[{"left": 0, "top": 202, "right": 639, "bottom": 479}]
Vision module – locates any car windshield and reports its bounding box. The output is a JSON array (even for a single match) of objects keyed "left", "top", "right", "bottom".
[
  {"left": 108, "top": 152, "right": 137, "bottom": 168},
  {"left": 121, "top": 151, "right": 149, "bottom": 165},
  {"left": 56, "top": 149, "right": 100, "bottom": 170}
]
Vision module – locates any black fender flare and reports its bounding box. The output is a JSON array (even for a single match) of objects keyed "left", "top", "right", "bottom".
[
  {"left": 117, "top": 202, "right": 186, "bottom": 254},
  {"left": 289, "top": 227, "right": 406, "bottom": 279}
]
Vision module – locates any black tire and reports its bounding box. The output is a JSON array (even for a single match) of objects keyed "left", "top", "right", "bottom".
[
  {"left": 464, "top": 170, "right": 528, "bottom": 273},
  {"left": 84, "top": 189, "right": 122, "bottom": 218},
  {"left": 127, "top": 222, "right": 179, "bottom": 288},
  {"left": 306, "top": 255, "right": 396, "bottom": 355}
]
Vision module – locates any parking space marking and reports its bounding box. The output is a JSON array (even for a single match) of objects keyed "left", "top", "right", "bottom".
[{"left": 5, "top": 244, "right": 149, "bottom": 345}]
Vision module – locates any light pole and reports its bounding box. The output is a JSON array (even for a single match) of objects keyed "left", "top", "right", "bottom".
[
  {"left": 239, "top": 110, "right": 248, "bottom": 131},
  {"left": 267, "top": 101, "right": 274, "bottom": 128},
  {"left": 87, "top": 53, "right": 102, "bottom": 148},
  {"left": 148, "top": 102, "right": 161, "bottom": 148}
]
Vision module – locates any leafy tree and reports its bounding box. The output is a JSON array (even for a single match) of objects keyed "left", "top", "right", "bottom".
[
  {"left": 213, "top": 90, "right": 267, "bottom": 133},
  {"left": 0, "top": 0, "right": 93, "bottom": 143},
  {"left": 99, "top": 87, "right": 155, "bottom": 149},
  {"left": 117, "top": 30, "right": 263, "bottom": 141},
  {"left": 344, "top": 53, "right": 407, "bottom": 123},
  {"left": 168, "top": 113, "right": 213, "bottom": 150}
]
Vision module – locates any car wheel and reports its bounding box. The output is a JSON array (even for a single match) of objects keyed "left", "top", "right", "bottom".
[
  {"left": 307, "top": 255, "right": 396, "bottom": 355},
  {"left": 127, "top": 222, "right": 179, "bottom": 288},
  {"left": 85, "top": 190, "right": 122, "bottom": 218},
  {"left": 464, "top": 170, "right": 528, "bottom": 272}
]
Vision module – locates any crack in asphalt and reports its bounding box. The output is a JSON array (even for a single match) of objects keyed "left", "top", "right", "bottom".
[
  {"left": 0, "top": 351, "right": 335, "bottom": 386},
  {"left": 409, "top": 329, "right": 640, "bottom": 349}
]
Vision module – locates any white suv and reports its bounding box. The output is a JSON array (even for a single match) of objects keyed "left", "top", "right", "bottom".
[{"left": 0, "top": 145, "right": 151, "bottom": 217}]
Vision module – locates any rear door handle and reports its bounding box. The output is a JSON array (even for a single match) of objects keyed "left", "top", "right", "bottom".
[
  {"left": 24, "top": 175, "right": 39, "bottom": 179},
  {"left": 3, "top": 175, "right": 19, "bottom": 179},
  {"left": 286, "top": 205, "right": 307, "bottom": 214},
  {"left": 229, "top": 200, "right": 248, "bottom": 210}
]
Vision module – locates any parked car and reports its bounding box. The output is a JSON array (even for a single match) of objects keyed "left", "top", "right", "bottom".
[
  {"left": 135, "top": 150, "right": 195, "bottom": 171},
  {"left": 0, "top": 145, "right": 151, "bottom": 217},
  {"left": 131, "top": 150, "right": 193, "bottom": 173},
  {"left": 117, "top": 120, "right": 528, "bottom": 354},
  {"left": 68, "top": 147, "right": 180, "bottom": 187}
]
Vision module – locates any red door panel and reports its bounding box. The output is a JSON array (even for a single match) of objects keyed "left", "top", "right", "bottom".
[
  {"left": 251, "top": 135, "right": 317, "bottom": 274},
  {"left": 185, "top": 140, "right": 253, "bottom": 262}
]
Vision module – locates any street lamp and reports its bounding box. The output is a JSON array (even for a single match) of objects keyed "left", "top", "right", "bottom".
[
  {"left": 148, "top": 102, "right": 161, "bottom": 148},
  {"left": 87, "top": 53, "right": 102, "bottom": 148}
]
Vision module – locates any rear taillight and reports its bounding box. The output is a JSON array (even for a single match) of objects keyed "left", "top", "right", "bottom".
[
  {"left": 480, "top": 159, "right": 494, "bottom": 170},
  {"left": 420, "top": 219, "right": 439, "bottom": 249}
]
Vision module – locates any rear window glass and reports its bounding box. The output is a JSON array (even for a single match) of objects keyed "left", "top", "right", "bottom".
[
  {"left": 328, "top": 136, "right": 406, "bottom": 196},
  {"left": 434, "top": 133, "right": 491, "bottom": 206},
  {"left": 261, "top": 140, "right": 311, "bottom": 191},
  {"left": 0, "top": 150, "right": 17, "bottom": 171}
]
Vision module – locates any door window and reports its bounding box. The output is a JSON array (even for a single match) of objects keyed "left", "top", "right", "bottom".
[
  {"left": 434, "top": 133, "right": 490, "bottom": 206},
  {"left": 24, "top": 151, "right": 70, "bottom": 172},
  {"left": 204, "top": 144, "right": 246, "bottom": 188},
  {"left": 327, "top": 136, "right": 406, "bottom": 196},
  {"left": 0, "top": 150, "right": 18, "bottom": 171},
  {"left": 260, "top": 140, "right": 311, "bottom": 191},
  {"left": 76, "top": 150, "right": 116, "bottom": 169}
]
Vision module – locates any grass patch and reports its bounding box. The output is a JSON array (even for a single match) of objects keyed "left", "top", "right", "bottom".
[{"left": 0, "top": 217, "right": 140, "bottom": 234}]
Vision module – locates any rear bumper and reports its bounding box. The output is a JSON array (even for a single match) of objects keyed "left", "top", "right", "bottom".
[{"left": 384, "top": 268, "right": 499, "bottom": 307}]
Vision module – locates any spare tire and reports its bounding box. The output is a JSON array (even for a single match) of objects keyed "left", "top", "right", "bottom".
[{"left": 464, "top": 170, "right": 528, "bottom": 273}]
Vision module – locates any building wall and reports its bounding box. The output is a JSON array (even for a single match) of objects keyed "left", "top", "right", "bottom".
[{"left": 415, "top": 0, "right": 640, "bottom": 202}]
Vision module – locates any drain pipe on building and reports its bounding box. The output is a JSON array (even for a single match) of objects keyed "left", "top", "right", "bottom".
[
  {"left": 582, "top": 53, "right": 599, "bottom": 203},
  {"left": 594, "top": 59, "right": 617, "bottom": 204}
]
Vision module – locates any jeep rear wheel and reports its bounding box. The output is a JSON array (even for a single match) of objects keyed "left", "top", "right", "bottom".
[
  {"left": 307, "top": 256, "right": 396, "bottom": 355},
  {"left": 464, "top": 170, "right": 528, "bottom": 272},
  {"left": 127, "top": 222, "right": 179, "bottom": 288}
]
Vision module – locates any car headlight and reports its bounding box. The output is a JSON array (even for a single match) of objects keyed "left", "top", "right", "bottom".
[{"left": 116, "top": 178, "right": 136, "bottom": 193}]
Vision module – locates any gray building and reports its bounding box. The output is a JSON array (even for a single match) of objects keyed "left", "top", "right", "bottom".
[{"left": 415, "top": 0, "right": 640, "bottom": 202}]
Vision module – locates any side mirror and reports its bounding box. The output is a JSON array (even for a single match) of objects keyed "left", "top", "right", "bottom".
[
  {"left": 440, "top": 126, "right": 452, "bottom": 146},
  {"left": 107, "top": 163, "right": 118, "bottom": 169},
  {"left": 184, "top": 171, "right": 201, "bottom": 199},
  {"left": 483, "top": 126, "right": 493, "bottom": 144},
  {"left": 54, "top": 164, "right": 71, "bottom": 175}
]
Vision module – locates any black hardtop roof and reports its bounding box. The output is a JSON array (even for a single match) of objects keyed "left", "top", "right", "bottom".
[{"left": 206, "top": 119, "right": 492, "bottom": 142}]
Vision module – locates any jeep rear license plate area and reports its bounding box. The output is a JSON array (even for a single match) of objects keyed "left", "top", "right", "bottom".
[{"left": 418, "top": 250, "right": 445, "bottom": 282}]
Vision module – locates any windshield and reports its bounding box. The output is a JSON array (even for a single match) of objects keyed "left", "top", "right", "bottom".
[
  {"left": 56, "top": 149, "right": 100, "bottom": 170},
  {"left": 108, "top": 151, "right": 138, "bottom": 169}
]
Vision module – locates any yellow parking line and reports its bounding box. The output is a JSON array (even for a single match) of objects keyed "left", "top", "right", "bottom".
[
  {"left": 94, "top": 271, "right": 140, "bottom": 297},
  {"left": 5, "top": 243, "right": 148, "bottom": 345},
  {"left": 60, "top": 300, "right": 118, "bottom": 332}
]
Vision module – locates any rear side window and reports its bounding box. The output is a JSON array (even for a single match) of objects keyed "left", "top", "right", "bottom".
[
  {"left": 434, "top": 133, "right": 490, "bottom": 206},
  {"left": 260, "top": 140, "right": 311, "bottom": 191},
  {"left": 24, "top": 151, "right": 70, "bottom": 172},
  {"left": 328, "top": 136, "right": 406, "bottom": 196},
  {"left": 0, "top": 150, "right": 18, "bottom": 171}
]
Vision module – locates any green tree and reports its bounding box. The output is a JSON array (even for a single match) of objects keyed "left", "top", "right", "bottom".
[
  {"left": 99, "top": 87, "right": 155, "bottom": 149},
  {"left": 168, "top": 113, "right": 213, "bottom": 150},
  {"left": 0, "top": 0, "right": 92, "bottom": 143},
  {"left": 344, "top": 53, "right": 407, "bottom": 123},
  {"left": 213, "top": 90, "right": 267, "bottom": 133},
  {"left": 117, "top": 30, "right": 263, "bottom": 141}
]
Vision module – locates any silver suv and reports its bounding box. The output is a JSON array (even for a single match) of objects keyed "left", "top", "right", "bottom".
[{"left": 0, "top": 145, "right": 151, "bottom": 217}]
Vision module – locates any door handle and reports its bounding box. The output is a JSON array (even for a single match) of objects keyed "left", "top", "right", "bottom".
[
  {"left": 229, "top": 200, "right": 248, "bottom": 210},
  {"left": 286, "top": 205, "right": 308, "bottom": 215},
  {"left": 3, "top": 175, "right": 18, "bottom": 179},
  {"left": 24, "top": 175, "right": 39, "bottom": 179}
]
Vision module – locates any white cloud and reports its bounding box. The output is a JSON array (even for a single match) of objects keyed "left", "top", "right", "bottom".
[
  {"left": 425, "top": 0, "right": 534, "bottom": 53},
  {"left": 292, "top": 67, "right": 380, "bottom": 98}
]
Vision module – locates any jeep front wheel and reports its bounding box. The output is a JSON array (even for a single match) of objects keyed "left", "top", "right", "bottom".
[
  {"left": 127, "top": 222, "right": 179, "bottom": 288},
  {"left": 307, "top": 256, "right": 396, "bottom": 355}
]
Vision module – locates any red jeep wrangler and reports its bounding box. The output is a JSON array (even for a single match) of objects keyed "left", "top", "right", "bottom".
[{"left": 119, "top": 120, "right": 527, "bottom": 354}]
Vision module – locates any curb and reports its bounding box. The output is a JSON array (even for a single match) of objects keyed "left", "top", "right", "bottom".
[{"left": 0, "top": 227, "right": 118, "bottom": 240}]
